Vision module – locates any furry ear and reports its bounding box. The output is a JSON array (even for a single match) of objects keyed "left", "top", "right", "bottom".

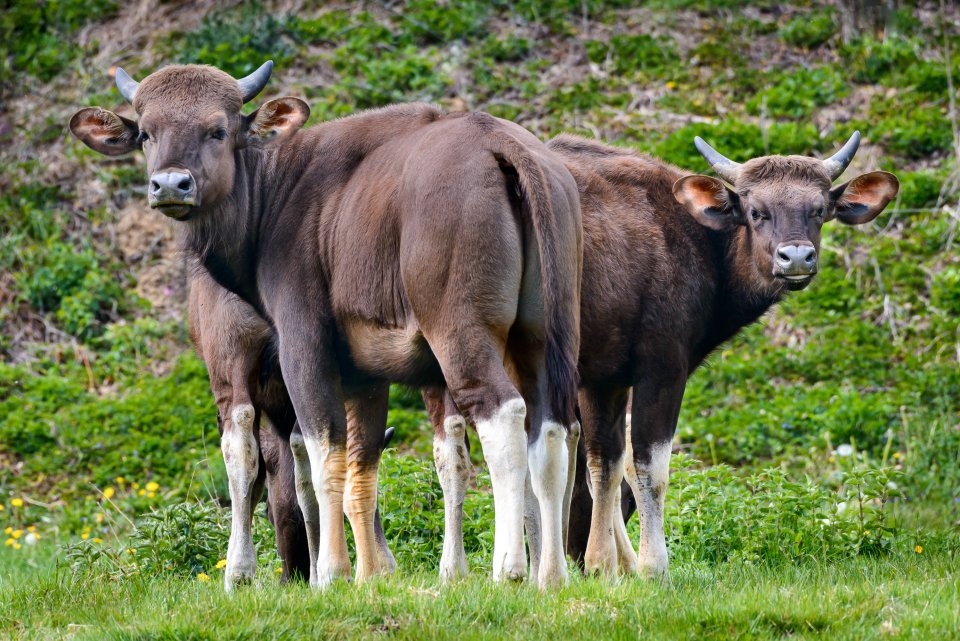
[
  {"left": 829, "top": 171, "right": 900, "bottom": 225},
  {"left": 241, "top": 97, "right": 310, "bottom": 145},
  {"left": 673, "top": 175, "right": 743, "bottom": 230},
  {"left": 69, "top": 108, "right": 140, "bottom": 156}
]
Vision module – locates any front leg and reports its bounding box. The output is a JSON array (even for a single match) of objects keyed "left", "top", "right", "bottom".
[
  {"left": 276, "top": 317, "right": 351, "bottom": 588},
  {"left": 624, "top": 369, "right": 686, "bottom": 579},
  {"left": 221, "top": 401, "right": 262, "bottom": 590}
]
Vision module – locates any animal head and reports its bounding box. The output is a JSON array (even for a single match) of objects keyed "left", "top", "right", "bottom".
[
  {"left": 673, "top": 132, "right": 899, "bottom": 291},
  {"left": 69, "top": 61, "right": 310, "bottom": 220}
]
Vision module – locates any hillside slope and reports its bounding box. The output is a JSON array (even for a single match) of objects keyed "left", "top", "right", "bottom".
[{"left": 1, "top": 0, "right": 958, "bottom": 530}]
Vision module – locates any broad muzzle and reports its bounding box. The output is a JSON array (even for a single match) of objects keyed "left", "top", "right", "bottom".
[
  {"left": 774, "top": 243, "right": 817, "bottom": 289},
  {"left": 149, "top": 170, "right": 196, "bottom": 218}
]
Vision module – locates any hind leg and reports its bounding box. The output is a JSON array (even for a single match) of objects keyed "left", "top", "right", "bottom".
[
  {"left": 507, "top": 335, "right": 570, "bottom": 589},
  {"left": 288, "top": 422, "right": 322, "bottom": 585},
  {"left": 430, "top": 339, "right": 529, "bottom": 582},
  {"left": 372, "top": 427, "right": 397, "bottom": 575},
  {"left": 424, "top": 385, "right": 472, "bottom": 581},
  {"left": 343, "top": 383, "right": 391, "bottom": 583},
  {"left": 262, "top": 421, "right": 311, "bottom": 584},
  {"left": 579, "top": 384, "right": 633, "bottom": 577}
]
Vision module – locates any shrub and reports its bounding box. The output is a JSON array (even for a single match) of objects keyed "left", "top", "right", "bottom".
[
  {"left": 585, "top": 33, "right": 679, "bottom": 79},
  {"left": 660, "top": 453, "right": 903, "bottom": 565},
  {"left": 400, "top": 0, "right": 491, "bottom": 44},
  {"left": 1, "top": 0, "right": 118, "bottom": 82},
  {"left": 746, "top": 66, "right": 848, "bottom": 119},
  {"left": 868, "top": 105, "right": 953, "bottom": 160},
  {"left": 779, "top": 7, "right": 838, "bottom": 50},
  {"left": 166, "top": 1, "right": 295, "bottom": 76},
  {"left": 841, "top": 36, "right": 920, "bottom": 85},
  {"left": 895, "top": 171, "right": 945, "bottom": 210},
  {"left": 651, "top": 120, "right": 822, "bottom": 170}
]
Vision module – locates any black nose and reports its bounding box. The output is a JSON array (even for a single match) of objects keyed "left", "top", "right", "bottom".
[
  {"left": 775, "top": 243, "right": 817, "bottom": 274},
  {"left": 149, "top": 171, "right": 196, "bottom": 204}
]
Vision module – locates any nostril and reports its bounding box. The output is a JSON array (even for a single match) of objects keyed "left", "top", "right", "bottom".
[
  {"left": 176, "top": 178, "right": 193, "bottom": 192},
  {"left": 776, "top": 247, "right": 792, "bottom": 265},
  {"left": 150, "top": 180, "right": 161, "bottom": 193},
  {"left": 804, "top": 250, "right": 817, "bottom": 265}
]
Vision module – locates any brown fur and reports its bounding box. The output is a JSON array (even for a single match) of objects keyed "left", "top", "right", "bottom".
[
  {"left": 70, "top": 63, "right": 582, "bottom": 584},
  {"left": 546, "top": 134, "right": 898, "bottom": 569},
  {"left": 187, "top": 268, "right": 308, "bottom": 583},
  {"left": 188, "top": 267, "right": 396, "bottom": 583}
]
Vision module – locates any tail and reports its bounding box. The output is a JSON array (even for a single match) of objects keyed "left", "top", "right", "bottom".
[{"left": 493, "top": 133, "right": 582, "bottom": 425}]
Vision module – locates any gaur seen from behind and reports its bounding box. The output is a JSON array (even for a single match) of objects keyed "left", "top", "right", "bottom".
[{"left": 70, "top": 60, "right": 583, "bottom": 589}]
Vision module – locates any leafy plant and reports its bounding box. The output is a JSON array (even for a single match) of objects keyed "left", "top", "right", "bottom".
[
  {"left": 585, "top": 33, "right": 679, "bottom": 79},
  {"left": 659, "top": 453, "right": 903, "bottom": 565},
  {"left": 779, "top": 7, "right": 838, "bottom": 50},
  {"left": 167, "top": 1, "right": 295, "bottom": 76},
  {"left": 400, "top": 0, "right": 491, "bottom": 44},
  {"left": 0, "top": 0, "right": 118, "bottom": 83},
  {"left": 746, "top": 66, "right": 848, "bottom": 119}
]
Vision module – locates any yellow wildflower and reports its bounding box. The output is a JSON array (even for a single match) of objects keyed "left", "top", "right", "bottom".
[
  {"left": 10, "top": 498, "right": 23, "bottom": 508},
  {"left": 147, "top": 492, "right": 155, "bottom": 499},
  {"left": 12, "top": 543, "right": 20, "bottom": 550},
  {"left": 93, "top": 537, "right": 103, "bottom": 544},
  {"left": 3, "top": 527, "right": 11, "bottom": 535},
  {"left": 127, "top": 548, "right": 136, "bottom": 555},
  {"left": 915, "top": 545, "right": 923, "bottom": 554},
  {"left": 146, "top": 481, "right": 160, "bottom": 493},
  {"left": 11, "top": 529, "right": 22, "bottom": 540},
  {"left": 27, "top": 526, "right": 36, "bottom": 533},
  {"left": 103, "top": 487, "right": 115, "bottom": 500},
  {"left": 81, "top": 532, "right": 89, "bottom": 540},
  {"left": 665, "top": 81, "right": 677, "bottom": 90},
  {"left": 197, "top": 572, "right": 210, "bottom": 582},
  {"left": 116, "top": 476, "right": 126, "bottom": 485},
  {"left": 96, "top": 513, "right": 105, "bottom": 524},
  {"left": 4, "top": 539, "right": 13, "bottom": 547},
  {"left": 131, "top": 482, "right": 140, "bottom": 490},
  {"left": 0, "top": 503, "right": 4, "bottom": 511},
  {"left": 275, "top": 566, "right": 283, "bottom": 574},
  {"left": 138, "top": 489, "right": 146, "bottom": 497},
  {"left": 215, "top": 559, "right": 228, "bottom": 569}
]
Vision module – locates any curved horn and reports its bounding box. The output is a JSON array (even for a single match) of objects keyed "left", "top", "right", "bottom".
[
  {"left": 115, "top": 67, "right": 139, "bottom": 103},
  {"left": 236, "top": 60, "right": 274, "bottom": 103},
  {"left": 822, "top": 130, "right": 861, "bottom": 181},
  {"left": 694, "top": 136, "right": 742, "bottom": 185}
]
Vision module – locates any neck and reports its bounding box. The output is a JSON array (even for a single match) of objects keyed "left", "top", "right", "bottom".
[
  {"left": 179, "top": 149, "right": 269, "bottom": 311},
  {"left": 694, "top": 226, "right": 786, "bottom": 366}
]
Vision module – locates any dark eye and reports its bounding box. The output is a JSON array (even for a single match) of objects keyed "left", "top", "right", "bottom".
[
  {"left": 210, "top": 128, "right": 228, "bottom": 141},
  {"left": 750, "top": 208, "right": 768, "bottom": 222},
  {"left": 137, "top": 130, "right": 151, "bottom": 144},
  {"left": 813, "top": 207, "right": 825, "bottom": 219}
]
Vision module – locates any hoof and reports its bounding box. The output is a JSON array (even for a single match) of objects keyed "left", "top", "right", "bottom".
[
  {"left": 224, "top": 571, "right": 254, "bottom": 591},
  {"left": 537, "top": 565, "right": 569, "bottom": 590}
]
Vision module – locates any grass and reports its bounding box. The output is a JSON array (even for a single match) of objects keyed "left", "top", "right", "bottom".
[{"left": 1, "top": 546, "right": 956, "bottom": 640}]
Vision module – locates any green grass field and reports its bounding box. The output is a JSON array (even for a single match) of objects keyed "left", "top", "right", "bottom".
[
  {"left": 1, "top": 1, "right": 959, "bottom": 639},
  {"left": 3, "top": 543, "right": 957, "bottom": 640}
]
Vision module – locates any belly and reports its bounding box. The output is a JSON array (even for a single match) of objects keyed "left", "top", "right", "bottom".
[{"left": 338, "top": 317, "right": 443, "bottom": 386}]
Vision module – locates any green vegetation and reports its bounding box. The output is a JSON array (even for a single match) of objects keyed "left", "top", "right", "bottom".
[
  {"left": 1, "top": 1, "right": 959, "bottom": 638},
  {"left": 1, "top": 0, "right": 118, "bottom": 82}
]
